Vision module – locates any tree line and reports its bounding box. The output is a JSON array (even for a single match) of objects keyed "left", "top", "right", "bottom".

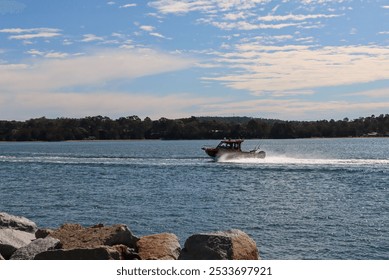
[{"left": 1, "top": 114, "right": 389, "bottom": 141}]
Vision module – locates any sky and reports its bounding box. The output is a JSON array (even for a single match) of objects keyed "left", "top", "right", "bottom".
[{"left": 0, "top": 0, "right": 388, "bottom": 121}]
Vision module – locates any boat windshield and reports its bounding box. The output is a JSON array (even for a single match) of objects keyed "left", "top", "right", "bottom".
[{"left": 217, "top": 141, "right": 241, "bottom": 150}]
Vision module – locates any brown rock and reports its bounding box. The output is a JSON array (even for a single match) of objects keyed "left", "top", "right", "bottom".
[
  {"left": 179, "top": 229, "right": 259, "bottom": 260},
  {"left": 112, "top": 244, "right": 140, "bottom": 260},
  {"left": 228, "top": 229, "right": 260, "bottom": 260},
  {"left": 48, "top": 223, "right": 139, "bottom": 250},
  {"left": 137, "top": 233, "right": 181, "bottom": 260},
  {"left": 34, "top": 246, "right": 121, "bottom": 260}
]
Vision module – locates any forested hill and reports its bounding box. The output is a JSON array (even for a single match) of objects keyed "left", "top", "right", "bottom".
[{"left": 1, "top": 114, "right": 389, "bottom": 141}]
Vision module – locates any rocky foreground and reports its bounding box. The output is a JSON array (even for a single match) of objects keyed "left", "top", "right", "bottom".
[{"left": 0, "top": 212, "right": 260, "bottom": 260}]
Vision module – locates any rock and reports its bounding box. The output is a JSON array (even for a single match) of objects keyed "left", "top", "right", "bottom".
[
  {"left": 227, "top": 229, "right": 260, "bottom": 260},
  {"left": 179, "top": 229, "right": 259, "bottom": 260},
  {"left": 34, "top": 246, "right": 121, "bottom": 260},
  {"left": 35, "top": 228, "right": 54, "bottom": 239},
  {"left": 10, "top": 237, "right": 60, "bottom": 260},
  {"left": 137, "top": 233, "right": 181, "bottom": 260},
  {"left": 0, "top": 212, "right": 37, "bottom": 233},
  {"left": 48, "top": 223, "right": 139, "bottom": 249},
  {"left": 112, "top": 244, "right": 140, "bottom": 260},
  {"left": 0, "top": 229, "right": 36, "bottom": 259},
  {"left": 0, "top": 253, "right": 4, "bottom": 260}
]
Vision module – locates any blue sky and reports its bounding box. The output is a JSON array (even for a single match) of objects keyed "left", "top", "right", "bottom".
[{"left": 0, "top": 0, "right": 388, "bottom": 121}]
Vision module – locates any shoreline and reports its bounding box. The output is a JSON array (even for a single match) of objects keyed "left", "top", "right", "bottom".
[{"left": 0, "top": 212, "right": 260, "bottom": 260}]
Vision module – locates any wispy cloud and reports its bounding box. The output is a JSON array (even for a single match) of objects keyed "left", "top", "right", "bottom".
[
  {"left": 0, "top": 48, "right": 198, "bottom": 119},
  {"left": 204, "top": 44, "right": 389, "bottom": 95},
  {"left": 258, "top": 13, "right": 341, "bottom": 21},
  {"left": 26, "top": 49, "right": 69, "bottom": 59},
  {"left": 198, "top": 98, "right": 389, "bottom": 120},
  {"left": 120, "top": 3, "right": 137, "bottom": 8},
  {"left": 0, "top": 48, "right": 196, "bottom": 92},
  {"left": 1, "top": 91, "right": 212, "bottom": 120},
  {"left": 81, "top": 34, "right": 104, "bottom": 42},
  {"left": 148, "top": 0, "right": 214, "bottom": 15},
  {"left": 0, "top": 28, "right": 62, "bottom": 40},
  {"left": 140, "top": 25, "right": 156, "bottom": 32},
  {"left": 211, "top": 21, "right": 299, "bottom": 30},
  {"left": 9, "top": 32, "right": 61, "bottom": 40},
  {"left": 149, "top": 32, "right": 170, "bottom": 39}
]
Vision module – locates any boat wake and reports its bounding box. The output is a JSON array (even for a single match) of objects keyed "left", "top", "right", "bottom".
[
  {"left": 0, "top": 155, "right": 204, "bottom": 166},
  {"left": 217, "top": 154, "right": 389, "bottom": 166}
]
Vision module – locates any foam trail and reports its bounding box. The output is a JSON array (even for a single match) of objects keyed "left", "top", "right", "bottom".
[{"left": 218, "top": 155, "right": 389, "bottom": 166}]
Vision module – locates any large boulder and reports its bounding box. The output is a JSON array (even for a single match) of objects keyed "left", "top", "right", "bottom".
[
  {"left": 10, "top": 237, "right": 60, "bottom": 260},
  {"left": 179, "top": 229, "right": 259, "bottom": 260},
  {"left": 47, "top": 223, "right": 139, "bottom": 249},
  {"left": 34, "top": 246, "right": 121, "bottom": 260},
  {"left": 0, "top": 229, "right": 36, "bottom": 259},
  {"left": 0, "top": 212, "right": 37, "bottom": 233},
  {"left": 137, "top": 233, "right": 181, "bottom": 260}
]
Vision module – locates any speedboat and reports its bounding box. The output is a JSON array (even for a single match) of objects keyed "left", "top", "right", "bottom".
[{"left": 202, "top": 139, "right": 266, "bottom": 160}]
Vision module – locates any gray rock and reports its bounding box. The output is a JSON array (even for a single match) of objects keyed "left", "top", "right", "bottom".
[
  {"left": 0, "top": 229, "right": 36, "bottom": 259},
  {"left": 179, "top": 233, "right": 232, "bottom": 260},
  {"left": 179, "top": 229, "right": 259, "bottom": 260},
  {"left": 0, "top": 212, "right": 37, "bottom": 233},
  {"left": 34, "top": 246, "right": 121, "bottom": 260},
  {"left": 10, "top": 237, "right": 60, "bottom": 260}
]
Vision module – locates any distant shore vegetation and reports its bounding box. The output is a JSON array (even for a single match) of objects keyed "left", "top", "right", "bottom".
[{"left": 1, "top": 114, "right": 389, "bottom": 141}]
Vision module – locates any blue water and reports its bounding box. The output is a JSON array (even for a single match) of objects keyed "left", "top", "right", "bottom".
[{"left": 1, "top": 138, "right": 388, "bottom": 259}]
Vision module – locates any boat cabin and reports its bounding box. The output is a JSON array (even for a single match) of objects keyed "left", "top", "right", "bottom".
[{"left": 217, "top": 139, "right": 243, "bottom": 151}]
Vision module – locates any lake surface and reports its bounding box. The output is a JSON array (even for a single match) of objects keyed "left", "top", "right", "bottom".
[{"left": 1, "top": 138, "right": 388, "bottom": 259}]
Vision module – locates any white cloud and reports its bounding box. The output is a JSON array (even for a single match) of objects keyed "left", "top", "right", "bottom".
[
  {"left": 140, "top": 25, "right": 156, "bottom": 32},
  {"left": 0, "top": 48, "right": 196, "bottom": 92},
  {"left": 0, "top": 27, "right": 60, "bottom": 33},
  {"left": 0, "top": 28, "right": 62, "bottom": 40},
  {"left": 148, "top": 0, "right": 213, "bottom": 14},
  {"left": 81, "top": 34, "right": 104, "bottom": 42},
  {"left": 204, "top": 44, "right": 389, "bottom": 95},
  {"left": 149, "top": 32, "right": 169, "bottom": 39},
  {"left": 198, "top": 98, "right": 389, "bottom": 120},
  {"left": 223, "top": 11, "right": 253, "bottom": 21},
  {"left": 1, "top": 91, "right": 212, "bottom": 120},
  {"left": 0, "top": 48, "right": 198, "bottom": 119},
  {"left": 120, "top": 3, "right": 137, "bottom": 8},
  {"left": 148, "top": 0, "right": 271, "bottom": 15},
  {"left": 26, "top": 49, "right": 69, "bottom": 59},
  {"left": 258, "top": 13, "right": 341, "bottom": 21},
  {"left": 9, "top": 32, "right": 61, "bottom": 40},
  {"left": 211, "top": 21, "right": 299, "bottom": 30}
]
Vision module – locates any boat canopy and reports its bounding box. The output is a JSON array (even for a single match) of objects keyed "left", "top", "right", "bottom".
[{"left": 217, "top": 139, "right": 244, "bottom": 151}]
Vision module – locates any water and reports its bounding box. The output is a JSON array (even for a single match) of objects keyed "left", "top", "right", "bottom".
[{"left": 0, "top": 138, "right": 388, "bottom": 259}]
